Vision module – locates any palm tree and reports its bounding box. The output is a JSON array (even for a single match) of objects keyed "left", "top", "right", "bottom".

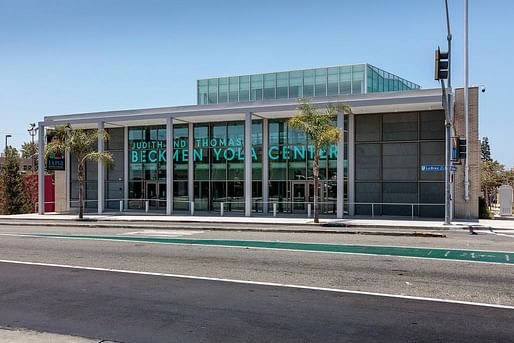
[
  {"left": 45, "top": 125, "right": 113, "bottom": 219},
  {"left": 288, "top": 99, "right": 351, "bottom": 223}
]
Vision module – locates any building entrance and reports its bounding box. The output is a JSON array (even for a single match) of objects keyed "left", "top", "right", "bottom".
[
  {"left": 146, "top": 182, "right": 166, "bottom": 208},
  {"left": 290, "top": 181, "right": 331, "bottom": 214}
]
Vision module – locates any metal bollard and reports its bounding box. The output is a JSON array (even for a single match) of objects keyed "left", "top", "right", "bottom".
[
  {"left": 119, "top": 200, "right": 123, "bottom": 212},
  {"left": 307, "top": 203, "right": 311, "bottom": 218},
  {"left": 145, "top": 200, "right": 149, "bottom": 213},
  {"left": 190, "top": 201, "right": 195, "bottom": 216},
  {"left": 273, "top": 203, "right": 277, "bottom": 217},
  {"left": 411, "top": 204, "right": 414, "bottom": 220},
  {"left": 371, "top": 203, "right": 374, "bottom": 218},
  {"left": 220, "top": 202, "right": 224, "bottom": 217}
]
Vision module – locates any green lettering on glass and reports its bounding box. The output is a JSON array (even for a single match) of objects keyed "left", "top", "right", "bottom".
[
  {"left": 269, "top": 146, "right": 279, "bottom": 160},
  {"left": 148, "top": 150, "right": 158, "bottom": 163},
  {"left": 129, "top": 143, "right": 339, "bottom": 163}
]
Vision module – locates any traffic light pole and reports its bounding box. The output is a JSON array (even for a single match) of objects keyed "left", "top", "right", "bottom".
[{"left": 441, "top": 80, "right": 452, "bottom": 225}]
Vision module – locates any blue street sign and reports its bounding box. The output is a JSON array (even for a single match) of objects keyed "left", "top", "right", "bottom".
[{"left": 421, "top": 165, "right": 445, "bottom": 172}]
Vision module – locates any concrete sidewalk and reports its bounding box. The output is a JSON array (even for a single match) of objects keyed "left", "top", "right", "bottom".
[
  {"left": 0, "top": 328, "right": 98, "bottom": 343},
  {"left": 0, "top": 212, "right": 511, "bottom": 231}
]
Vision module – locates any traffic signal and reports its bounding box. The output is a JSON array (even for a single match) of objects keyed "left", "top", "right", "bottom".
[
  {"left": 457, "top": 138, "right": 467, "bottom": 159},
  {"left": 435, "top": 47, "right": 449, "bottom": 80}
]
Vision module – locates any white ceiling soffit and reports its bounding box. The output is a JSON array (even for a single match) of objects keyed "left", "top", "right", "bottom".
[{"left": 42, "top": 89, "right": 443, "bottom": 128}]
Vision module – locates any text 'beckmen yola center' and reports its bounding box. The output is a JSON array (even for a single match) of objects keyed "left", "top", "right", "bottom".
[{"left": 37, "top": 64, "right": 481, "bottom": 219}]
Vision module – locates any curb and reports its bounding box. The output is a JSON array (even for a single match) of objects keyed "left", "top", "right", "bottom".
[{"left": 0, "top": 221, "right": 446, "bottom": 238}]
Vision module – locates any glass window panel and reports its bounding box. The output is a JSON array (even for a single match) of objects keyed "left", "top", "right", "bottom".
[
  {"left": 208, "top": 79, "right": 218, "bottom": 104},
  {"left": 194, "top": 125, "right": 208, "bottom": 141},
  {"left": 263, "top": 73, "right": 276, "bottom": 100},
  {"left": 173, "top": 181, "right": 188, "bottom": 210},
  {"left": 303, "top": 70, "right": 314, "bottom": 97},
  {"left": 353, "top": 65, "right": 364, "bottom": 94},
  {"left": 193, "top": 181, "right": 209, "bottom": 211},
  {"left": 314, "top": 68, "right": 327, "bottom": 97},
  {"left": 269, "top": 120, "right": 286, "bottom": 145},
  {"left": 198, "top": 80, "right": 208, "bottom": 105},
  {"left": 276, "top": 72, "right": 288, "bottom": 99},
  {"left": 211, "top": 181, "right": 226, "bottom": 211},
  {"left": 239, "top": 75, "right": 250, "bottom": 102},
  {"left": 289, "top": 71, "right": 303, "bottom": 99},
  {"left": 327, "top": 67, "right": 339, "bottom": 96},
  {"left": 250, "top": 74, "right": 263, "bottom": 101},
  {"left": 218, "top": 77, "right": 228, "bottom": 103},
  {"left": 251, "top": 121, "right": 262, "bottom": 145},
  {"left": 212, "top": 123, "right": 227, "bottom": 143},
  {"left": 229, "top": 76, "right": 239, "bottom": 103},
  {"left": 227, "top": 122, "right": 244, "bottom": 145},
  {"left": 340, "top": 66, "right": 352, "bottom": 94}
]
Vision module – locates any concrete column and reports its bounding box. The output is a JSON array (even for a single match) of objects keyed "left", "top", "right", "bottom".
[
  {"left": 166, "top": 117, "right": 174, "bottom": 215},
  {"left": 123, "top": 126, "right": 129, "bottom": 210},
  {"left": 244, "top": 112, "right": 252, "bottom": 217},
  {"left": 37, "top": 123, "right": 45, "bottom": 215},
  {"left": 336, "top": 112, "right": 345, "bottom": 219},
  {"left": 188, "top": 122, "right": 194, "bottom": 207},
  {"left": 65, "top": 148, "right": 71, "bottom": 211},
  {"left": 348, "top": 113, "right": 355, "bottom": 216},
  {"left": 97, "top": 121, "right": 105, "bottom": 214},
  {"left": 262, "top": 118, "right": 269, "bottom": 214}
]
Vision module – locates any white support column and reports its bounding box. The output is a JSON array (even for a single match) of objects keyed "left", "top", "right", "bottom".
[
  {"left": 123, "top": 126, "right": 129, "bottom": 210},
  {"left": 262, "top": 118, "right": 269, "bottom": 214},
  {"left": 166, "top": 117, "right": 174, "bottom": 215},
  {"left": 348, "top": 113, "right": 355, "bottom": 216},
  {"left": 65, "top": 148, "right": 71, "bottom": 211},
  {"left": 37, "top": 123, "right": 45, "bottom": 215},
  {"left": 97, "top": 121, "right": 105, "bottom": 214},
  {"left": 336, "top": 112, "right": 345, "bottom": 219},
  {"left": 188, "top": 122, "right": 194, "bottom": 208},
  {"left": 244, "top": 112, "right": 252, "bottom": 217}
]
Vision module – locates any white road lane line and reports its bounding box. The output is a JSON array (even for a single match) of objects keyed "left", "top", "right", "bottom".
[{"left": 0, "top": 259, "right": 513, "bottom": 310}]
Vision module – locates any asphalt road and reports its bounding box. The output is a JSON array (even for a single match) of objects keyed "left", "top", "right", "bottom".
[
  {"left": 1, "top": 262, "right": 513, "bottom": 343},
  {"left": 0, "top": 224, "right": 513, "bottom": 342}
]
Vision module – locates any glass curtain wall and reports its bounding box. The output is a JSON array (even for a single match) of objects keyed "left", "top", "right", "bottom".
[
  {"left": 268, "top": 118, "right": 348, "bottom": 214},
  {"left": 193, "top": 120, "right": 262, "bottom": 212},
  {"left": 198, "top": 65, "right": 372, "bottom": 105},
  {"left": 128, "top": 126, "right": 167, "bottom": 209}
]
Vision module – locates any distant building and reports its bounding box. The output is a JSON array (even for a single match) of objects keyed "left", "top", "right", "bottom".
[{"left": 0, "top": 154, "right": 34, "bottom": 173}]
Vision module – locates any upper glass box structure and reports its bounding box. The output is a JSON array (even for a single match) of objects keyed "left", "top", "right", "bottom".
[{"left": 197, "top": 64, "right": 421, "bottom": 105}]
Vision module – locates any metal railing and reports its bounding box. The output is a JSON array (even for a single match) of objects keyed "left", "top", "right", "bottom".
[{"left": 37, "top": 198, "right": 444, "bottom": 220}]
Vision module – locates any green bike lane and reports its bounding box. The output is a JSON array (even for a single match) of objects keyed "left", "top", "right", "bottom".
[{"left": 11, "top": 233, "right": 514, "bottom": 265}]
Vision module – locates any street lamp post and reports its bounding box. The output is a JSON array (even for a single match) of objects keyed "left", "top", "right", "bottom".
[
  {"left": 28, "top": 123, "right": 39, "bottom": 173},
  {"left": 4, "top": 134, "right": 12, "bottom": 152}
]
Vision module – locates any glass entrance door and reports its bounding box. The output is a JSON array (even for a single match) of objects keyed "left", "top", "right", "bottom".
[
  {"left": 158, "top": 183, "right": 166, "bottom": 208},
  {"left": 291, "top": 182, "right": 307, "bottom": 212},
  {"left": 146, "top": 182, "right": 166, "bottom": 208}
]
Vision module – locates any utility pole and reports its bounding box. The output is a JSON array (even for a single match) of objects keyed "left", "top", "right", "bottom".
[
  {"left": 28, "top": 123, "right": 39, "bottom": 173},
  {"left": 434, "top": 0, "right": 454, "bottom": 225}
]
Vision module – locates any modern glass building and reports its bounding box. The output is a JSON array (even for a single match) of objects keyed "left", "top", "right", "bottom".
[
  {"left": 37, "top": 64, "right": 480, "bottom": 219},
  {"left": 197, "top": 64, "right": 420, "bottom": 105}
]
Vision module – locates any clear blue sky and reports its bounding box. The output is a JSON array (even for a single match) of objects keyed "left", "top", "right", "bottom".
[{"left": 1, "top": 0, "right": 512, "bottom": 166}]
